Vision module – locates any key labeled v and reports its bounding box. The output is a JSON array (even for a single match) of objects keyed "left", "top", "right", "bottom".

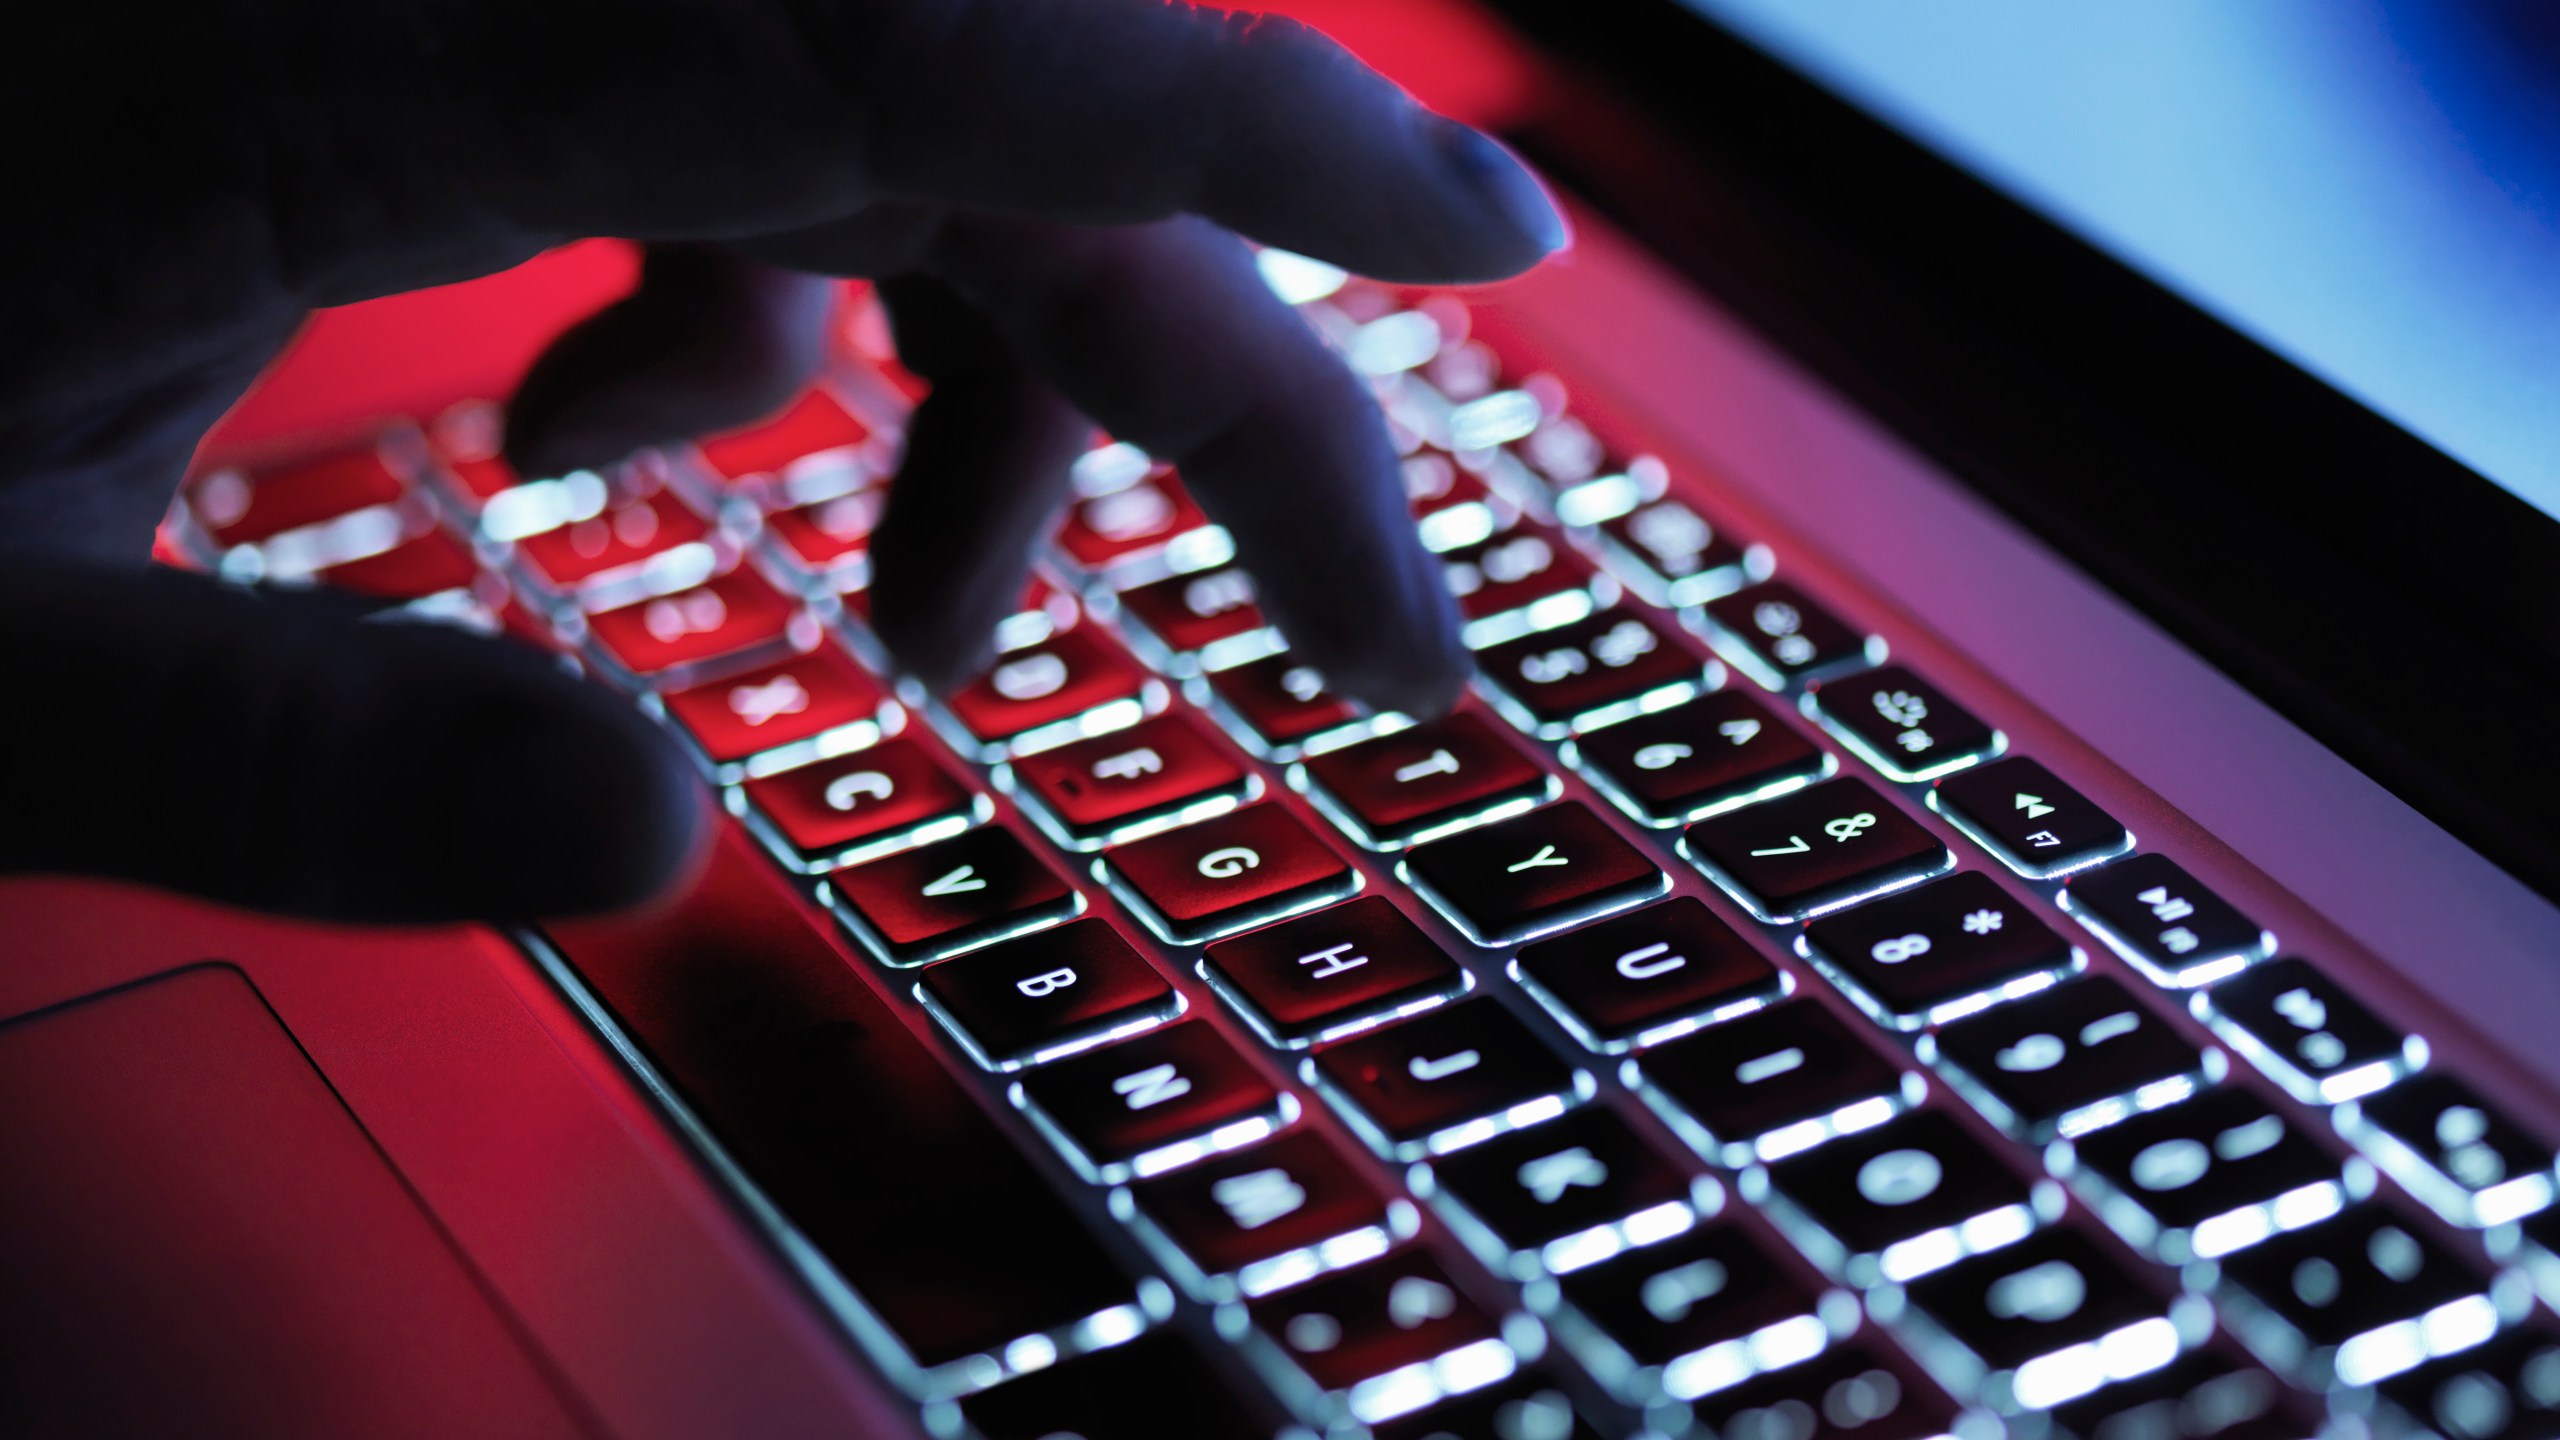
[{"left": 921, "top": 865, "right": 988, "bottom": 896}]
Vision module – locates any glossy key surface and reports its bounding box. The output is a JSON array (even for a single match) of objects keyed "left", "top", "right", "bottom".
[
  {"left": 2210, "top": 1205, "right": 2494, "bottom": 1383},
  {"left": 515, "top": 491, "right": 709, "bottom": 593},
  {"left": 586, "top": 569, "right": 801, "bottom": 680},
  {"left": 740, "top": 740, "right": 979, "bottom": 868},
  {"left": 1009, "top": 712, "right": 1255, "bottom": 848},
  {"left": 1891, "top": 1227, "right": 2182, "bottom": 1411},
  {"left": 829, "top": 826, "right": 1078, "bottom": 964},
  {"left": 1016, "top": 1022, "right": 1287, "bottom": 1180},
  {"left": 1929, "top": 756, "right": 2132, "bottom": 880},
  {"left": 1368, "top": 1376, "right": 1607, "bottom": 1440},
  {"left": 1632, "top": 1001, "right": 1909, "bottom": 1166},
  {"left": 1440, "top": 524, "right": 1596, "bottom": 625},
  {"left": 1116, "top": 565, "right": 1269, "bottom": 657},
  {"left": 1926, "top": 975, "right": 2214, "bottom": 1139},
  {"left": 1299, "top": 711, "right": 1553, "bottom": 848},
  {"left": 2340, "top": 1074, "right": 2555, "bottom": 1228},
  {"left": 945, "top": 626, "right": 1156, "bottom": 755},
  {"left": 1512, "top": 897, "right": 1785, "bottom": 1052},
  {"left": 2046, "top": 1351, "right": 2308, "bottom": 1440},
  {"left": 1682, "top": 1345, "right": 1957, "bottom": 1440},
  {"left": 1697, "top": 580, "right": 1874, "bottom": 688},
  {"left": 2063, "top": 854, "right": 2274, "bottom": 988},
  {"left": 1200, "top": 652, "right": 1361, "bottom": 756},
  {"left": 1310, "top": 999, "right": 1586, "bottom": 1157},
  {"left": 1477, "top": 608, "right": 1713, "bottom": 736},
  {"left": 1807, "top": 665, "right": 2001, "bottom": 782},
  {"left": 1246, "top": 1249, "right": 1508, "bottom": 1398},
  {"left": 1103, "top": 802, "right": 1355, "bottom": 943},
  {"left": 1801, "top": 871, "right": 2078, "bottom": 1029},
  {"left": 661, "top": 643, "right": 892, "bottom": 767},
  {"left": 1551, "top": 1222, "right": 1828, "bottom": 1399},
  {"left": 2058, "top": 1087, "right": 2346, "bottom": 1261},
  {"left": 1682, "top": 778, "right": 1952, "bottom": 922},
  {"left": 1425, "top": 1106, "right": 1706, "bottom": 1278},
  {"left": 1569, "top": 689, "right": 1830, "bottom": 826},
  {"left": 2374, "top": 1326, "right": 2560, "bottom": 1440},
  {"left": 919, "top": 919, "right": 1177, "bottom": 1069},
  {"left": 2196, "top": 957, "right": 2422, "bottom": 1105},
  {"left": 1757, "top": 1110, "right": 2037, "bottom": 1284},
  {"left": 190, "top": 445, "right": 408, "bottom": 547},
  {"left": 957, "top": 1331, "right": 1274, "bottom": 1440},
  {"left": 1119, "top": 1128, "right": 1400, "bottom": 1297},
  {"left": 1402, "top": 802, "right": 1666, "bottom": 946},
  {"left": 695, "top": 387, "right": 874, "bottom": 487},
  {"left": 1202, "top": 896, "right": 1467, "bottom": 1047}
]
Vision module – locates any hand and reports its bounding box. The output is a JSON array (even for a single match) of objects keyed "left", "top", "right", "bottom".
[{"left": 0, "top": 0, "right": 1562, "bottom": 923}]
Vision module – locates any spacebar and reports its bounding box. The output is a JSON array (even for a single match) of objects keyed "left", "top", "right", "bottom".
[{"left": 542, "top": 828, "right": 1135, "bottom": 1376}]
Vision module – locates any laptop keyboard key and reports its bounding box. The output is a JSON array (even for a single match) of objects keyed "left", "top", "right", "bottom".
[
  {"left": 944, "top": 626, "right": 1160, "bottom": 757},
  {"left": 2338, "top": 1074, "right": 2556, "bottom": 1228},
  {"left": 1247, "top": 1250, "right": 1510, "bottom": 1415},
  {"left": 2194, "top": 957, "right": 2424, "bottom": 1105},
  {"left": 2056, "top": 1088, "right": 2350, "bottom": 1262},
  {"left": 1512, "top": 897, "right": 1786, "bottom": 1053},
  {"left": 1929, "top": 756, "right": 2133, "bottom": 880},
  {"left": 1886, "top": 1227, "right": 2189, "bottom": 1414},
  {"left": 1202, "top": 896, "right": 1468, "bottom": 1048},
  {"left": 1630, "top": 1001, "right": 1912, "bottom": 1166},
  {"left": 2207, "top": 1205, "right": 2497, "bottom": 1386},
  {"left": 694, "top": 386, "right": 875, "bottom": 493},
  {"left": 1684, "top": 1345, "right": 1959, "bottom": 1440},
  {"left": 2374, "top": 1327, "right": 2560, "bottom": 1440},
  {"left": 763, "top": 490, "right": 880, "bottom": 580},
  {"left": 1054, "top": 467, "right": 1210, "bottom": 570},
  {"left": 585, "top": 569, "right": 803, "bottom": 682},
  {"left": 1477, "top": 608, "right": 1715, "bottom": 737},
  {"left": 1422, "top": 1107, "right": 1711, "bottom": 1278},
  {"left": 1697, "top": 580, "right": 1875, "bottom": 688},
  {"left": 919, "top": 918, "right": 1178, "bottom": 1069},
  {"left": 1440, "top": 524, "right": 1597, "bottom": 628},
  {"left": 1800, "top": 872, "right": 2079, "bottom": 1030},
  {"left": 1015, "top": 1021, "right": 1289, "bottom": 1181},
  {"left": 1682, "top": 777, "right": 1953, "bottom": 922},
  {"left": 957, "top": 1330, "right": 1275, "bottom": 1440},
  {"left": 1310, "top": 999, "right": 1588, "bottom": 1158},
  {"left": 1402, "top": 802, "right": 1667, "bottom": 947},
  {"left": 1103, "top": 802, "right": 1356, "bottom": 943},
  {"left": 1117, "top": 1128, "right": 1404, "bottom": 1300},
  {"left": 1299, "top": 712, "right": 1554, "bottom": 849},
  {"left": 1117, "top": 565, "right": 1270, "bottom": 659},
  {"left": 739, "top": 739, "right": 981, "bottom": 870},
  {"left": 1550, "top": 1222, "right": 1831, "bottom": 1404},
  {"left": 516, "top": 490, "right": 711, "bottom": 598},
  {"left": 1009, "top": 712, "right": 1256, "bottom": 849},
  {"left": 2063, "top": 855, "right": 2276, "bottom": 988},
  {"left": 1755, "top": 1110, "right": 2040, "bottom": 1285},
  {"left": 1569, "top": 688, "right": 1830, "bottom": 826},
  {"left": 827, "top": 825, "right": 1079, "bottom": 964},
  {"left": 1924, "top": 975, "right": 2216, "bottom": 1140},
  {"left": 1807, "top": 665, "right": 2003, "bottom": 782},
  {"left": 1556, "top": 467, "right": 1753, "bottom": 608},
  {"left": 1200, "top": 652, "right": 1362, "bottom": 757},
  {"left": 2047, "top": 1351, "right": 2309, "bottom": 1440},
  {"left": 658, "top": 643, "right": 894, "bottom": 771},
  {"left": 1368, "top": 1377, "right": 1607, "bottom": 1440}
]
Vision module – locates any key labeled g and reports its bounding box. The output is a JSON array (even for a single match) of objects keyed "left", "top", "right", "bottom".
[{"left": 1198, "top": 846, "right": 1261, "bottom": 880}]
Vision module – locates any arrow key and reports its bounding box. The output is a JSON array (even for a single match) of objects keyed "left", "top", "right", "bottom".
[
  {"left": 827, "top": 824, "right": 1080, "bottom": 964},
  {"left": 1929, "top": 756, "right": 2132, "bottom": 880}
]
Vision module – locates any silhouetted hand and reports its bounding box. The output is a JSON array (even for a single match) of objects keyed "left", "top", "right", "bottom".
[{"left": 0, "top": 0, "right": 1562, "bottom": 923}]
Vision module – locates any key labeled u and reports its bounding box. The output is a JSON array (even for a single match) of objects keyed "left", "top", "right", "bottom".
[{"left": 1615, "top": 942, "right": 1686, "bottom": 980}]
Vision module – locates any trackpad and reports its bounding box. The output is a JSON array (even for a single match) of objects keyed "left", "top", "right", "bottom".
[{"left": 0, "top": 965, "right": 588, "bottom": 1439}]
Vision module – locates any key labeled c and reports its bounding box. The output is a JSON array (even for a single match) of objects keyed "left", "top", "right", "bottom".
[
  {"left": 824, "top": 771, "right": 895, "bottom": 811},
  {"left": 1198, "top": 846, "right": 1261, "bottom": 880}
]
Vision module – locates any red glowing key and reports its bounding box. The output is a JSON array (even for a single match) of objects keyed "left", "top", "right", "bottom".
[
  {"left": 660, "top": 643, "right": 892, "bottom": 763},
  {"left": 697, "top": 388, "right": 874, "bottom": 486},
  {"left": 586, "top": 569, "right": 800, "bottom": 678},
  {"left": 743, "top": 740, "right": 979, "bottom": 864},
  {"left": 189, "top": 446, "right": 408, "bottom": 547},
  {"left": 515, "top": 491, "right": 710, "bottom": 591},
  {"left": 314, "top": 529, "right": 481, "bottom": 600}
]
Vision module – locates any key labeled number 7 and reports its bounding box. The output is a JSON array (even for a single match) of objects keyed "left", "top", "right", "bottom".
[{"left": 1750, "top": 835, "right": 1811, "bottom": 857}]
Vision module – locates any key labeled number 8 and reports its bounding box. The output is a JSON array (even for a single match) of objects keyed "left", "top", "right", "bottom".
[{"left": 1870, "top": 934, "right": 1932, "bottom": 966}]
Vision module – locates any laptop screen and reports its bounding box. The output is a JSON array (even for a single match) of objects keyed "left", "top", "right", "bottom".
[{"left": 1679, "top": 0, "right": 2560, "bottom": 525}]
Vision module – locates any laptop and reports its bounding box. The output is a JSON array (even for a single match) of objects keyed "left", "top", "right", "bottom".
[{"left": 6, "top": 2, "right": 2556, "bottom": 1436}]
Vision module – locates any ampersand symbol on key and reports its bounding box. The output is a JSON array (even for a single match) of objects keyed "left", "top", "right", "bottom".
[{"left": 1824, "top": 813, "right": 1878, "bottom": 843}]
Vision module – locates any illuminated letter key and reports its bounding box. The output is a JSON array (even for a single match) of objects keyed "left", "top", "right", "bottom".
[
  {"left": 1202, "top": 897, "right": 1467, "bottom": 1047},
  {"left": 1015, "top": 1022, "right": 1291, "bottom": 1182},
  {"left": 920, "top": 919, "right": 1179, "bottom": 1070},
  {"left": 1297, "top": 712, "right": 1554, "bottom": 849},
  {"left": 1308, "top": 999, "right": 1587, "bottom": 1159},
  {"left": 1401, "top": 802, "right": 1667, "bottom": 946},
  {"left": 1512, "top": 897, "right": 1786, "bottom": 1053},
  {"left": 1104, "top": 802, "right": 1356, "bottom": 944}
]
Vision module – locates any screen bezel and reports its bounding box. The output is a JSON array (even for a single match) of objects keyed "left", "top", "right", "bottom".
[{"left": 1482, "top": 0, "right": 2560, "bottom": 902}]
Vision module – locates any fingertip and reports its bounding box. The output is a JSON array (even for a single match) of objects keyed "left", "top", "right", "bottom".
[{"left": 1430, "top": 119, "right": 1570, "bottom": 268}]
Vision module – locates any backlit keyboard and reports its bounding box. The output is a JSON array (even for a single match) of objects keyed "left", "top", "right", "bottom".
[{"left": 169, "top": 252, "right": 2560, "bottom": 1439}]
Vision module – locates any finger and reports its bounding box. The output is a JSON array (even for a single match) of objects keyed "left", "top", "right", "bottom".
[
  {"left": 930, "top": 214, "right": 1470, "bottom": 716},
  {"left": 863, "top": 277, "right": 1090, "bottom": 692},
  {"left": 278, "top": 1, "right": 1561, "bottom": 303},
  {"left": 503, "top": 244, "right": 836, "bottom": 478},
  {"left": 0, "top": 555, "right": 708, "bottom": 923}
]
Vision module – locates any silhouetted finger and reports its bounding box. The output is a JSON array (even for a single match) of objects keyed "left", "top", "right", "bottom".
[
  {"left": 863, "top": 277, "right": 1091, "bottom": 692},
  {"left": 0, "top": 555, "right": 707, "bottom": 922}
]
